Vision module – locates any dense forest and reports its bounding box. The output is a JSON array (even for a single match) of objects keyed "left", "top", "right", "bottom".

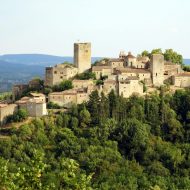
[{"left": 1, "top": 88, "right": 190, "bottom": 189}]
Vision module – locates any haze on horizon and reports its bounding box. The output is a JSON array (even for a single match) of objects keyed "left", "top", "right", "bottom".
[{"left": 0, "top": 0, "right": 189, "bottom": 58}]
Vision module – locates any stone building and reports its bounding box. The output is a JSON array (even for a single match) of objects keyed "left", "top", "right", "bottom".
[
  {"left": 72, "top": 79, "right": 94, "bottom": 89},
  {"left": 107, "top": 58, "right": 124, "bottom": 68},
  {"left": 48, "top": 88, "right": 90, "bottom": 108},
  {"left": 15, "top": 93, "right": 47, "bottom": 117},
  {"left": 125, "top": 52, "right": 137, "bottom": 67},
  {"left": 74, "top": 42, "right": 91, "bottom": 73},
  {"left": 102, "top": 79, "right": 117, "bottom": 95},
  {"left": 150, "top": 54, "right": 165, "bottom": 86},
  {"left": 45, "top": 64, "right": 78, "bottom": 86},
  {"left": 12, "top": 84, "right": 28, "bottom": 101},
  {"left": 92, "top": 66, "right": 112, "bottom": 79},
  {"left": 114, "top": 68, "right": 151, "bottom": 83},
  {"left": 118, "top": 77, "right": 143, "bottom": 98},
  {"left": 0, "top": 104, "right": 17, "bottom": 126},
  {"left": 172, "top": 72, "right": 190, "bottom": 87}
]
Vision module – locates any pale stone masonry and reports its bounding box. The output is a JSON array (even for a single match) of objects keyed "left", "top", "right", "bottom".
[
  {"left": 172, "top": 72, "right": 190, "bottom": 87},
  {"left": 45, "top": 64, "right": 78, "bottom": 86},
  {"left": 15, "top": 93, "right": 47, "bottom": 117},
  {"left": 0, "top": 104, "right": 17, "bottom": 126},
  {"left": 48, "top": 88, "right": 91, "bottom": 108},
  {"left": 74, "top": 42, "right": 91, "bottom": 74},
  {"left": 150, "top": 54, "right": 165, "bottom": 86}
]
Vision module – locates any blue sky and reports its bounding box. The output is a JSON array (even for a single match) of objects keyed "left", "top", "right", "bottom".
[{"left": 0, "top": 0, "right": 190, "bottom": 58}]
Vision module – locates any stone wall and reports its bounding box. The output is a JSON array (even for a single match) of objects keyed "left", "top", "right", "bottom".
[
  {"left": 150, "top": 54, "right": 164, "bottom": 86},
  {"left": 74, "top": 43, "right": 91, "bottom": 73},
  {"left": 0, "top": 104, "right": 17, "bottom": 126}
]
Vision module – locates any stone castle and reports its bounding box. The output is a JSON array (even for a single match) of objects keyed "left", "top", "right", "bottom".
[
  {"left": 1, "top": 42, "right": 190, "bottom": 126},
  {"left": 45, "top": 42, "right": 190, "bottom": 108}
]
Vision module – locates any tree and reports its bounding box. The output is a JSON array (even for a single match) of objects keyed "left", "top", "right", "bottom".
[
  {"left": 141, "top": 50, "right": 150, "bottom": 57},
  {"left": 53, "top": 80, "right": 73, "bottom": 92},
  {"left": 87, "top": 90, "right": 100, "bottom": 125},
  {"left": 164, "top": 49, "right": 183, "bottom": 65},
  {"left": 151, "top": 49, "right": 163, "bottom": 55},
  {"left": 79, "top": 107, "right": 91, "bottom": 128}
]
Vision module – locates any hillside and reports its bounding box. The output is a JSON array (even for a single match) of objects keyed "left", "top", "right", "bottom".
[
  {"left": 0, "top": 60, "right": 44, "bottom": 92},
  {"left": 1, "top": 90, "right": 190, "bottom": 189},
  {"left": 0, "top": 54, "right": 102, "bottom": 66}
]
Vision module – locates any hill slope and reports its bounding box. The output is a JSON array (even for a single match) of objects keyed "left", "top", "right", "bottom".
[{"left": 0, "top": 54, "right": 102, "bottom": 66}]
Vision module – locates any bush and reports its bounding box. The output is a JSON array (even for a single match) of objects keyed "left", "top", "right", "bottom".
[
  {"left": 52, "top": 80, "right": 73, "bottom": 92},
  {"left": 7, "top": 108, "right": 28, "bottom": 123},
  {"left": 47, "top": 102, "right": 61, "bottom": 109}
]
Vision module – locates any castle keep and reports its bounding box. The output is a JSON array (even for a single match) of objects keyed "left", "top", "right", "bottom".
[
  {"left": 45, "top": 42, "right": 91, "bottom": 86},
  {"left": 74, "top": 42, "right": 91, "bottom": 73}
]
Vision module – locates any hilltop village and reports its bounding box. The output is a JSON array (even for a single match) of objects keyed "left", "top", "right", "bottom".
[{"left": 1, "top": 42, "right": 190, "bottom": 126}]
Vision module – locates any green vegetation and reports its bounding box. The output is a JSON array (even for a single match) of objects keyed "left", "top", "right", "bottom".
[
  {"left": 141, "top": 48, "right": 183, "bottom": 65},
  {"left": 1, "top": 89, "right": 190, "bottom": 189},
  {"left": 47, "top": 102, "right": 61, "bottom": 109},
  {"left": 183, "top": 65, "right": 190, "bottom": 72},
  {"left": 75, "top": 72, "right": 96, "bottom": 80},
  {"left": 6, "top": 108, "right": 28, "bottom": 123},
  {"left": 52, "top": 80, "right": 73, "bottom": 92},
  {"left": 0, "top": 92, "right": 12, "bottom": 101}
]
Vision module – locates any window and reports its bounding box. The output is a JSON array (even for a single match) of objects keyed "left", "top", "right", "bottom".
[
  {"left": 60, "top": 76, "right": 63, "bottom": 79},
  {"left": 156, "top": 73, "right": 157, "bottom": 76},
  {"left": 54, "top": 71, "right": 57, "bottom": 74}
]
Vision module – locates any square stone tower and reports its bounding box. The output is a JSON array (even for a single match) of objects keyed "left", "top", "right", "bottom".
[
  {"left": 150, "top": 54, "right": 164, "bottom": 86},
  {"left": 74, "top": 42, "right": 91, "bottom": 73}
]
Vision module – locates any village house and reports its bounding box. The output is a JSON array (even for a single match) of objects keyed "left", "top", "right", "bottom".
[
  {"left": 92, "top": 66, "right": 112, "bottom": 79},
  {"left": 15, "top": 93, "right": 47, "bottom": 117},
  {"left": 172, "top": 72, "right": 190, "bottom": 87},
  {"left": 48, "top": 88, "right": 90, "bottom": 108},
  {"left": 72, "top": 79, "right": 94, "bottom": 89}
]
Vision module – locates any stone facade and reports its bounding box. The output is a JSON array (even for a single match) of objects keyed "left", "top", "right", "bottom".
[
  {"left": 48, "top": 88, "right": 90, "bottom": 108},
  {"left": 118, "top": 77, "right": 143, "bottom": 98},
  {"left": 108, "top": 58, "right": 124, "bottom": 68},
  {"left": 103, "top": 79, "right": 117, "bottom": 95},
  {"left": 45, "top": 64, "right": 78, "bottom": 86},
  {"left": 72, "top": 79, "right": 94, "bottom": 89},
  {"left": 74, "top": 43, "right": 91, "bottom": 74},
  {"left": 92, "top": 66, "right": 112, "bottom": 79},
  {"left": 0, "top": 104, "right": 17, "bottom": 126},
  {"left": 12, "top": 84, "right": 28, "bottom": 101},
  {"left": 172, "top": 72, "right": 190, "bottom": 87},
  {"left": 150, "top": 54, "right": 164, "bottom": 86},
  {"left": 15, "top": 93, "right": 47, "bottom": 117}
]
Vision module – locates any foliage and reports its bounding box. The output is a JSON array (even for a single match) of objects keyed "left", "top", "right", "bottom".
[
  {"left": 7, "top": 108, "right": 28, "bottom": 123},
  {"left": 1, "top": 89, "right": 190, "bottom": 189},
  {"left": 52, "top": 80, "right": 73, "bottom": 92},
  {"left": 141, "top": 48, "right": 183, "bottom": 65},
  {"left": 47, "top": 102, "right": 61, "bottom": 109},
  {"left": 75, "top": 72, "right": 96, "bottom": 80}
]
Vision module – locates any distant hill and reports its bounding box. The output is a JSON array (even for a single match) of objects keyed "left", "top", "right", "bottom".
[
  {"left": 0, "top": 54, "right": 102, "bottom": 92},
  {"left": 184, "top": 59, "right": 190, "bottom": 65},
  {"left": 0, "top": 60, "right": 44, "bottom": 92},
  {"left": 0, "top": 54, "right": 102, "bottom": 66}
]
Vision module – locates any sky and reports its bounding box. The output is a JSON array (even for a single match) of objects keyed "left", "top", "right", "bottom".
[{"left": 0, "top": 0, "right": 190, "bottom": 58}]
